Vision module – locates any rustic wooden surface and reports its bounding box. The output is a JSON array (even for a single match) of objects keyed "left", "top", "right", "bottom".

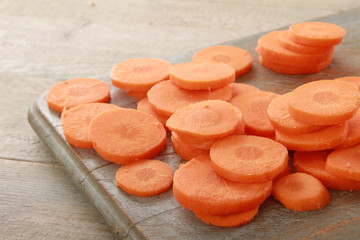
[{"left": 2, "top": 0, "right": 360, "bottom": 239}]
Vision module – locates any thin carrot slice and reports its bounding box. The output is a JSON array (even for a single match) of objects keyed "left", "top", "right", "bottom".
[
  {"left": 147, "top": 80, "right": 232, "bottom": 118},
  {"left": 194, "top": 206, "right": 259, "bottom": 227},
  {"left": 294, "top": 151, "right": 360, "bottom": 191},
  {"left": 336, "top": 76, "right": 360, "bottom": 90},
  {"left": 272, "top": 172, "right": 331, "bottom": 211},
  {"left": 166, "top": 100, "right": 239, "bottom": 139},
  {"left": 47, "top": 78, "right": 111, "bottom": 112},
  {"left": 171, "top": 132, "right": 209, "bottom": 161},
  {"left": 288, "top": 80, "right": 360, "bottom": 125},
  {"left": 335, "top": 108, "right": 360, "bottom": 149},
  {"left": 230, "top": 82, "right": 259, "bottom": 98},
  {"left": 61, "top": 103, "right": 121, "bottom": 149},
  {"left": 267, "top": 93, "right": 328, "bottom": 134},
  {"left": 89, "top": 109, "right": 166, "bottom": 165},
  {"left": 275, "top": 122, "right": 348, "bottom": 151},
  {"left": 137, "top": 97, "right": 168, "bottom": 128},
  {"left": 210, "top": 135, "right": 288, "bottom": 183},
  {"left": 192, "top": 45, "right": 252, "bottom": 77},
  {"left": 273, "top": 164, "right": 293, "bottom": 183},
  {"left": 111, "top": 58, "right": 171, "bottom": 92},
  {"left": 126, "top": 90, "right": 148, "bottom": 99},
  {"left": 230, "top": 90, "right": 279, "bottom": 137},
  {"left": 326, "top": 144, "right": 360, "bottom": 181},
  {"left": 173, "top": 155, "right": 273, "bottom": 215},
  {"left": 115, "top": 159, "right": 173, "bottom": 197},
  {"left": 170, "top": 61, "right": 235, "bottom": 90},
  {"left": 289, "top": 21, "right": 346, "bottom": 47}
]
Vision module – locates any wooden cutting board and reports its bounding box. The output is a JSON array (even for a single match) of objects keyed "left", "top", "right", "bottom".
[{"left": 28, "top": 7, "right": 360, "bottom": 240}]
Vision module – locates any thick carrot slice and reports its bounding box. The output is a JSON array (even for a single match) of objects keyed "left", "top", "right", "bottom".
[
  {"left": 275, "top": 122, "right": 348, "bottom": 151},
  {"left": 194, "top": 206, "right": 259, "bottom": 227},
  {"left": 172, "top": 155, "right": 273, "bottom": 215},
  {"left": 171, "top": 132, "right": 209, "bottom": 161},
  {"left": 169, "top": 61, "right": 235, "bottom": 90},
  {"left": 267, "top": 93, "right": 328, "bottom": 134},
  {"left": 230, "top": 90, "right": 279, "bottom": 137},
  {"left": 175, "top": 132, "right": 224, "bottom": 150},
  {"left": 147, "top": 80, "right": 232, "bottom": 118},
  {"left": 210, "top": 135, "right": 288, "bottom": 183},
  {"left": 111, "top": 58, "right": 171, "bottom": 92},
  {"left": 166, "top": 100, "right": 239, "bottom": 139},
  {"left": 137, "top": 97, "right": 168, "bottom": 128},
  {"left": 126, "top": 90, "right": 148, "bottom": 99},
  {"left": 89, "top": 109, "right": 166, "bottom": 165},
  {"left": 192, "top": 45, "right": 252, "bottom": 77},
  {"left": 289, "top": 22, "right": 346, "bottom": 47},
  {"left": 288, "top": 80, "right": 360, "bottom": 125},
  {"left": 47, "top": 78, "right": 111, "bottom": 112},
  {"left": 230, "top": 82, "right": 259, "bottom": 98},
  {"left": 326, "top": 144, "right": 360, "bottom": 181},
  {"left": 336, "top": 76, "right": 360, "bottom": 90},
  {"left": 335, "top": 108, "right": 360, "bottom": 149},
  {"left": 294, "top": 151, "right": 360, "bottom": 191},
  {"left": 272, "top": 172, "right": 331, "bottom": 211},
  {"left": 115, "top": 159, "right": 173, "bottom": 197},
  {"left": 61, "top": 103, "right": 121, "bottom": 149}
]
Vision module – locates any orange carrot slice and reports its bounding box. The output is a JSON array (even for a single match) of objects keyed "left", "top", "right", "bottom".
[
  {"left": 289, "top": 22, "right": 346, "bottom": 47},
  {"left": 294, "top": 150, "right": 360, "bottom": 191},
  {"left": 288, "top": 80, "right": 360, "bottom": 125},
  {"left": 326, "top": 144, "right": 360, "bottom": 181},
  {"left": 89, "top": 109, "right": 166, "bottom": 165},
  {"left": 147, "top": 80, "right": 232, "bottom": 118},
  {"left": 126, "top": 90, "right": 148, "bottom": 99},
  {"left": 47, "top": 78, "right": 110, "bottom": 112},
  {"left": 273, "top": 164, "right": 293, "bottom": 183},
  {"left": 115, "top": 159, "right": 173, "bottom": 197},
  {"left": 210, "top": 135, "right": 288, "bottom": 183},
  {"left": 61, "top": 103, "right": 121, "bottom": 149},
  {"left": 272, "top": 172, "right": 331, "bottom": 211},
  {"left": 111, "top": 58, "right": 171, "bottom": 92},
  {"left": 336, "top": 76, "right": 360, "bottom": 90},
  {"left": 194, "top": 207, "right": 259, "bottom": 227},
  {"left": 172, "top": 155, "right": 273, "bottom": 215},
  {"left": 169, "top": 61, "right": 235, "bottom": 90},
  {"left": 275, "top": 122, "right": 348, "bottom": 151},
  {"left": 137, "top": 97, "right": 168, "bottom": 128},
  {"left": 192, "top": 45, "right": 252, "bottom": 77},
  {"left": 166, "top": 100, "right": 239, "bottom": 139},
  {"left": 335, "top": 108, "right": 360, "bottom": 149},
  {"left": 230, "top": 90, "right": 279, "bottom": 137},
  {"left": 171, "top": 132, "right": 209, "bottom": 161},
  {"left": 230, "top": 82, "right": 259, "bottom": 98}
]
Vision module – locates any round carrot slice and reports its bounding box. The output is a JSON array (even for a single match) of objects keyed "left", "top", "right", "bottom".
[
  {"left": 137, "top": 97, "right": 168, "bottom": 128},
  {"left": 210, "top": 135, "right": 288, "bottom": 183},
  {"left": 47, "top": 78, "right": 110, "bottom": 112},
  {"left": 61, "top": 103, "right": 121, "bottom": 149},
  {"left": 172, "top": 155, "right": 273, "bottom": 215},
  {"left": 335, "top": 108, "right": 360, "bottom": 149},
  {"left": 171, "top": 132, "right": 209, "bottom": 161},
  {"left": 326, "top": 144, "right": 360, "bottom": 181},
  {"left": 273, "top": 164, "right": 293, "bottom": 183},
  {"left": 166, "top": 100, "right": 239, "bottom": 139},
  {"left": 288, "top": 80, "right": 360, "bottom": 125},
  {"left": 111, "top": 58, "right": 171, "bottom": 92},
  {"left": 147, "top": 80, "right": 232, "bottom": 118},
  {"left": 192, "top": 45, "right": 252, "bottom": 77},
  {"left": 272, "top": 172, "right": 331, "bottom": 211},
  {"left": 289, "top": 21, "right": 346, "bottom": 47},
  {"left": 230, "top": 82, "right": 259, "bottom": 98},
  {"left": 89, "top": 109, "right": 167, "bottom": 165},
  {"left": 336, "top": 76, "right": 360, "bottom": 90},
  {"left": 115, "top": 159, "right": 173, "bottom": 197},
  {"left": 169, "top": 61, "right": 235, "bottom": 90},
  {"left": 294, "top": 150, "right": 360, "bottom": 191}
]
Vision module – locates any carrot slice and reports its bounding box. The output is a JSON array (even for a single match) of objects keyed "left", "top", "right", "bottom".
[
  {"left": 230, "top": 90, "right": 279, "bottom": 137},
  {"left": 147, "top": 80, "right": 232, "bottom": 118},
  {"left": 336, "top": 76, "right": 360, "bottom": 90},
  {"left": 137, "top": 97, "right": 168, "bottom": 128},
  {"left": 267, "top": 93, "right": 328, "bottom": 134},
  {"left": 111, "top": 58, "right": 171, "bottom": 92},
  {"left": 192, "top": 45, "right": 252, "bottom": 77},
  {"left": 289, "top": 22, "right": 346, "bottom": 47},
  {"left": 166, "top": 100, "right": 239, "bottom": 139},
  {"left": 171, "top": 132, "right": 209, "bottom": 161},
  {"left": 172, "top": 155, "right": 273, "bottom": 215},
  {"left": 61, "top": 103, "right": 121, "bottom": 149},
  {"left": 169, "top": 61, "right": 235, "bottom": 90},
  {"left": 294, "top": 150, "right": 360, "bottom": 191},
  {"left": 288, "top": 80, "right": 360, "bottom": 125},
  {"left": 47, "top": 78, "right": 111, "bottom": 112},
  {"left": 326, "top": 144, "right": 360, "bottom": 181},
  {"left": 272, "top": 172, "right": 331, "bottom": 211},
  {"left": 273, "top": 164, "right": 293, "bottom": 183},
  {"left": 126, "top": 90, "right": 148, "bottom": 99},
  {"left": 194, "top": 206, "right": 259, "bottom": 227},
  {"left": 335, "top": 108, "right": 360, "bottom": 149},
  {"left": 275, "top": 122, "right": 348, "bottom": 151},
  {"left": 115, "top": 159, "right": 173, "bottom": 197},
  {"left": 89, "top": 109, "right": 166, "bottom": 165},
  {"left": 210, "top": 135, "right": 288, "bottom": 183},
  {"left": 230, "top": 82, "right": 259, "bottom": 98}
]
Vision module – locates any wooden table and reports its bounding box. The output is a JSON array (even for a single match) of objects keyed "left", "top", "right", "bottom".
[{"left": 2, "top": 1, "right": 360, "bottom": 239}]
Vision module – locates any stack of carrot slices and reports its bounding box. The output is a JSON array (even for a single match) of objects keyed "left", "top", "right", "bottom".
[{"left": 256, "top": 22, "right": 346, "bottom": 74}]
